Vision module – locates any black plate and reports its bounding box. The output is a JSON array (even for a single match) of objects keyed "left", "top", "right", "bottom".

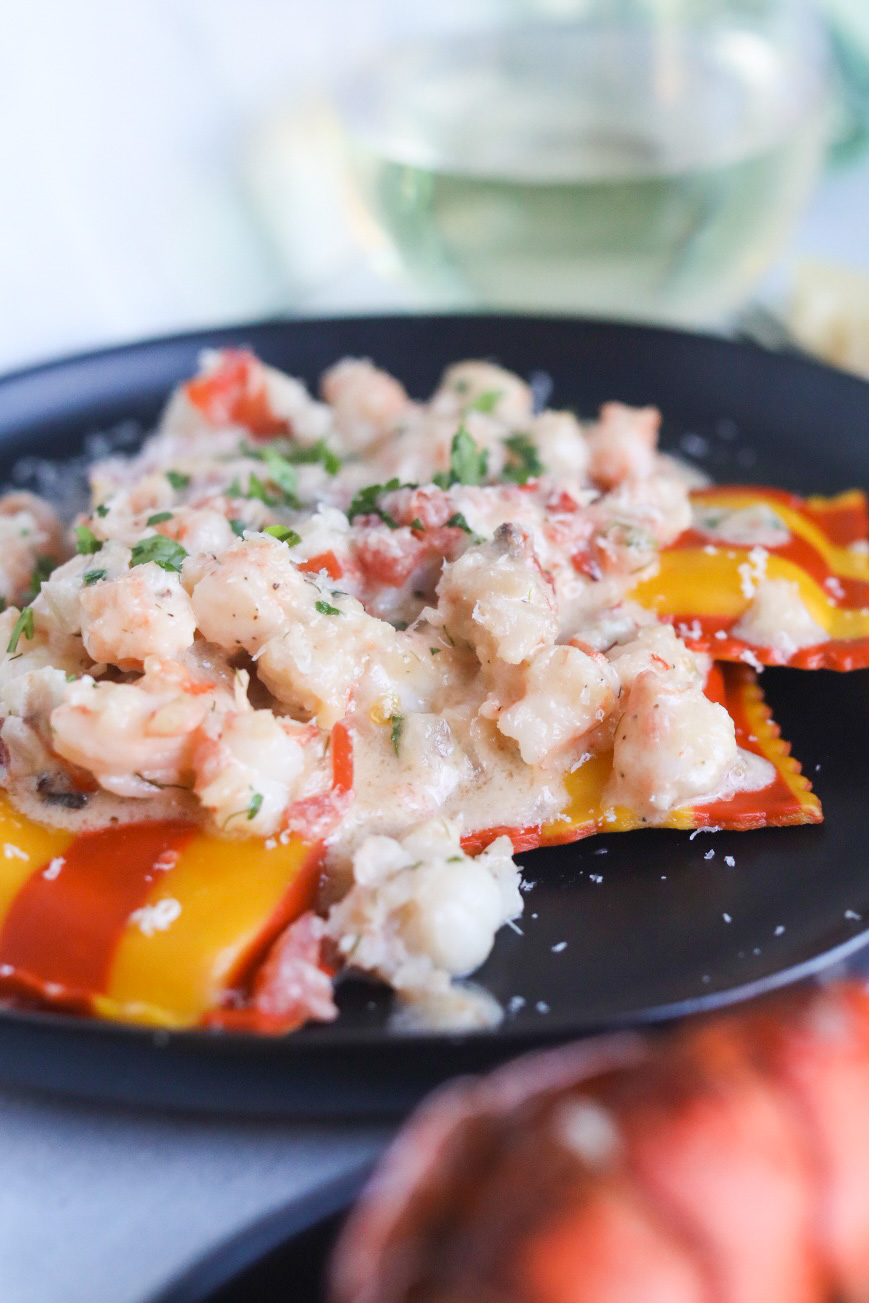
[{"left": 0, "top": 315, "right": 867, "bottom": 1116}]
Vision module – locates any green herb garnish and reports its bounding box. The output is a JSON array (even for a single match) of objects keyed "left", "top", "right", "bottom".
[
  {"left": 146, "top": 511, "right": 173, "bottom": 526},
  {"left": 166, "top": 470, "right": 191, "bottom": 491},
  {"left": 259, "top": 447, "right": 299, "bottom": 503},
  {"left": 283, "top": 438, "right": 341, "bottom": 475},
  {"left": 129, "top": 536, "right": 188, "bottom": 573},
  {"left": 445, "top": 512, "right": 474, "bottom": 534},
  {"left": 466, "top": 389, "right": 502, "bottom": 414},
  {"left": 410, "top": 518, "right": 425, "bottom": 532},
  {"left": 7, "top": 607, "right": 34, "bottom": 654},
  {"left": 503, "top": 432, "right": 544, "bottom": 484},
  {"left": 347, "top": 479, "right": 402, "bottom": 528},
  {"left": 23, "top": 555, "right": 56, "bottom": 604},
  {"left": 247, "top": 791, "right": 263, "bottom": 821},
  {"left": 433, "top": 427, "right": 488, "bottom": 488},
  {"left": 74, "top": 524, "right": 102, "bottom": 555},
  {"left": 390, "top": 715, "right": 404, "bottom": 756},
  {"left": 95, "top": 503, "right": 110, "bottom": 518},
  {"left": 315, "top": 599, "right": 342, "bottom": 616},
  {"left": 83, "top": 569, "right": 107, "bottom": 586},
  {"left": 263, "top": 525, "right": 302, "bottom": 546},
  {"left": 229, "top": 519, "right": 246, "bottom": 537}
]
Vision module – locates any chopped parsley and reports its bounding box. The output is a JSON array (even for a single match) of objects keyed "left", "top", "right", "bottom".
[
  {"left": 166, "top": 470, "right": 191, "bottom": 491},
  {"left": 259, "top": 446, "right": 299, "bottom": 502},
  {"left": 146, "top": 511, "right": 173, "bottom": 526},
  {"left": 445, "top": 512, "right": 473, "bottom": 534},
  {"left": 410, "top": 517, "right": 425, "bottom": 532},
  {"left": 433, "top": 427, "right": 488, "bottom": 488},
  {"left": 229, "top": 519, "right": 246, "bottom": 537},
  {"left": 430, "top": 646, "right": 441, "bottom": 655},
  {"left": 7, "top": 607, "right": 34, "bottom": 654},
  {"left": 244, "top": 437, "right": 342, "bottom": 476},
  {"left": 247, "top": 791, "right": 263, "bottom": 821},
  {"left": 503, "top": 432, "right": 544, "bottom": 484},
  {"left": 315, "top": 599, "right": 342, "bottom": 616},
  {"left": 23, "top": 555, "right": 56, "bottom": 603},
  {"left": 466, "top": 389, "right": 502, "bottom": 414},
  {"left": 227, "top": 470, "right": 294, "bottom": 508},
  {"left": 283, "top": 438, "right": 341, "bottom": 476},
  {"left": 95, "top": 503, "right": 110, "bottom": 518},
  {"left": 83, "top": 568, "right": 108, "bottom": 586},
  {"left": 263, "top": 524, "right": 302, "bottom": 546},
  {"left": 347, "top": 479, "right": 402, "bottom": 529},
  {"left": 129, "top": 535, "right": 188, "bottom": 573},
  {"left": 390, "top": 714, "right": 404, "bottom": 756},
  {"left": 74, "top": 523, "right": 102, "bottom": 555}
]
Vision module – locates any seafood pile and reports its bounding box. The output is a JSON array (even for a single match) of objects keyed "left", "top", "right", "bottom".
[{"left": 0, "top": 348, "right": 864, "bottom": 1030}]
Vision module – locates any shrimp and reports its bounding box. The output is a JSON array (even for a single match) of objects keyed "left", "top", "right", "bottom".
[
  {"left": 324, "top": 821, "right": 522, "bottom": 1001},
  {"left": 0, "top": 491, "right": 65, "bottom": 606},
  {"left": 496, "top": 644, "right": 618, "bottom": 767},
  {"left": 192, "top": 709, "right": 326, "bottom": 837},
  {"left": 79, "top": 560, "right": 196, "bottom": 666},
  {"left": 49, "top": 657, "right": 235, "bottom": 798},
  {"left": 604, "top": 669, "right": 738, "bottom": 819},
  {"left": 321, "top": 358, "right": 411, "bottom": 451},
  {"left": 586, "top": 402, "right": 661, "bottom": 488},
  {"left": 436, "top": 524, "right": 558, "bottom": 669},
  {"left": 434, "top": 360, "right": 534, "bottom": 426},
  {"left": 189, "top": 537, "right": 296, "bottom": 655}
]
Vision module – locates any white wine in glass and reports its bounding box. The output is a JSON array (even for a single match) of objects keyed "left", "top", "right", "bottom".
[{"left": 339, "top": 9, "right": 829, "bottom": 324}]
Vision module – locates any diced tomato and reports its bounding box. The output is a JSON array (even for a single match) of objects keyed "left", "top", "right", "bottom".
[
  {"left": 330, "top": 720, "right": 354, "bottom": 793},
  {"left": 298, "top": 551, "right": 343, "bottom": 581},
  {"left": 185, "top": 349, "right": 288, "bottom": 439},
  {"left": 353, "top": 532, "right": 428, "bottom": 588}
]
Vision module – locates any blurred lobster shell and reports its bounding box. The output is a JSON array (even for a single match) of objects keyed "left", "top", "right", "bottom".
[{"left": 330, "top": 982, "right": 869, "bottom": 1303}]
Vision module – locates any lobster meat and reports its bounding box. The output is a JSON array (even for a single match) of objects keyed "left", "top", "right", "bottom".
[{"left": 331, "top": 981, "right": 869, "bottom": 1303}]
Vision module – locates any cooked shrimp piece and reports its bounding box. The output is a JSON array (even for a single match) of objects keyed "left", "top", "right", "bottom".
[
  {"left": 189, "top": 537, "right": 296, "bottom": 654},
  {"left": 606, "top": 623, "right": 704, "bottom": 694},
  {"left": 435, "top": 360, "right": 534, "bottom": 425},
  {"left": 49, "top": 657, "right": 234, "bottom": 798},
  {"left": 437, "top": 524, "right": 558, "bottom": 668},
  {"left": 192, "top": 709, "right": 323, "bottom": 837},
  {"left": 0, "top": 665, "right": 77, "bottom": 781},
  {"left": 605, "top": 670, "right": 738, "bottom": 818},
  {"left": 530, "top": 409, "right": 590, "bottom": 482},
  {"left": 325, "top": 822, "right": 522, "bottom": 1000},
  {"left": 79, "top": 560, "right": 196, "bottom": 666},
  {"left": 158, "top": 506, "right": 237, "bottom": 558},
  {"left": 0, "top": 491, "right": 65, "bottom": 606},
  {"left": 321, "top": 358, "right": 411, "bottom": 450},
  {"left": 586, "top": 402, "right": 660, "bottom": 488},
  {"left": 497, "top": 644, "right": 617, "bottom": 766},
  {"left": 257, "top": 583, "right": 398, "bottom": 728}
]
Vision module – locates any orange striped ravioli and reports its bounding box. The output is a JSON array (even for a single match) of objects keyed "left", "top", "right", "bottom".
[
  {"left": 464, "top": 663, "right": 821, "bottom": 855},
  {"left": 0, "top": 668, "right": 820, "bottom": 1032},
  {"left": 631, "top": 487, "right": 869, "bottom": 670},
  {"left": 0, "top": 811, "right": 320, "bottom": 1029}
]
